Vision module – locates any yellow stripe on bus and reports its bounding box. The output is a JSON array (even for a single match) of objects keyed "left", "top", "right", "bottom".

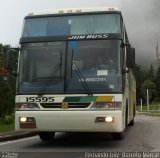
[{"left": 96, "top": 96, "right": 113, "bottom": 102}]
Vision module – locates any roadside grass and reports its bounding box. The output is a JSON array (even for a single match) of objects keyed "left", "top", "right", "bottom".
[
  {"left": 137, "top": 103, "right": 160, "bottom": 117},
  {"left": 0, "top": 123, "right": 14, "bottom": 132},
  {"left": 0, "top": 114, "right": 15, "bottom": 132}
]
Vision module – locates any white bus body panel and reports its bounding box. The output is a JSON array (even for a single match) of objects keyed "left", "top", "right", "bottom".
[
  {"left": 15, "top": 94, "right": 125, "bottom": 133},
  {"left": 15, "top": 110, "right": 124, "bottom": 132}
]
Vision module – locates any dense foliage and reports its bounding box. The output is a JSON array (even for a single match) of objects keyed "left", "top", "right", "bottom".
[
  {"left": 133, "top": 64, "right": 160, "bottom": 104},
  {"left": 0, "top": 44, "right": 16, "bottom": 122}
]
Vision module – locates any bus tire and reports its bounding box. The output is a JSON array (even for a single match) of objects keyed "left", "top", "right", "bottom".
[
  {"left": 128, "top": 106, "right": 135, "bottom": 126},
  {"left": 125, "top": 102, "right": 128, "bottom": 127},
  {"left": 39, "top": 132, "right": 55, "bottom": 142},
  {"left": 112, "top": 132, "right": 124, "bottom": 140},
  {"left": 128, "top": 119, "right": 134, "bottom": 126}
]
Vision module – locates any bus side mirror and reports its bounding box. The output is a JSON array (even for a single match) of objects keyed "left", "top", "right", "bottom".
[
  {"left": 7, "top": 48, "right": 19, "bottom": 76},
  {"left": 129, "top": 48, "right": 135, "bottom": 68},
  {"left": 126, "top": 47, "right": 135, "bottom": 69}
]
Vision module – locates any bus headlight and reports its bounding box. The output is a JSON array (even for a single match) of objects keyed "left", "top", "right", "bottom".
[
  {"left": 16, "top": 103, "right": 39, "bottom": 110},
  {"left": 91, "top": 102, "right": 122, "bottom": 109},
  {"left": 105, "top": 116, "right": 114, "bottom": 123},
  {"left": 20, "top": 117, "right": 27, "bottom": 122},
  {"left": 19, "top": 117, "right": 36, "bottom": 128},
  {"left": 95, "top": 116, "right": 114, "bottom": 123}
]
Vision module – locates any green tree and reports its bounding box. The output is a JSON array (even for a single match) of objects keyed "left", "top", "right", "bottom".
[
  {"left": 155, "top": 66, "right": 160, "bottom": 98},
  {"left": 140, "top": 79, "right": 157, "bottom": 102},
  {"left": 133, "top": 64, "right": 146, "bottom": 102},
  {"left": 0, "top": 77, "right": 16, "bottom": 119},
  {"left": 0, "top": 44, "right": 16, "bottom": 120},
  {"left": 148, "top": 64, "right": 154, "bottom": 81}
]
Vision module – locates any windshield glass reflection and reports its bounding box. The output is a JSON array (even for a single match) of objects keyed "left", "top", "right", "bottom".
[{"left": 18, "top": 40, "right": 122, "bottom": 94}]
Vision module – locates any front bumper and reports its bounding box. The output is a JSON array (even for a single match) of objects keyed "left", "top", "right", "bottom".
[{"left": 15, "top": 110, "right": 124, "bottom": 133}]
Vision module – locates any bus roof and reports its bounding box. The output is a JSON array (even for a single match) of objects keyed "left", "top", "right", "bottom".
[{"left": 27, "top": 7, "right": 120, "bottom": 16}]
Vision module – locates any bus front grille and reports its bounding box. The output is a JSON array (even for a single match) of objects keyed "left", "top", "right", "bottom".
[{"left": 40, "top": 103, "right": 90, "bottom": 108}]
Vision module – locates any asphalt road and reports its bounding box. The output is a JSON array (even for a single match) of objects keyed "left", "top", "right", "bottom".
[{"left": 0, "top": 115, "right": 160, "bottom": 158}]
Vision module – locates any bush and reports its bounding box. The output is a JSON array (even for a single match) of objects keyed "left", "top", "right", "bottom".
[{"left": 1, "top": 114, "right": 14, "bottom": 125}]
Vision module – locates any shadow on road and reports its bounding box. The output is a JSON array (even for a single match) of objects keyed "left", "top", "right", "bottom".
[{"left": 27, "top": 131, "right": 129, "bottom": 150}]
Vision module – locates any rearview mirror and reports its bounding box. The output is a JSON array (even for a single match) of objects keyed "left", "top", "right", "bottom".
[
  {"left": 6, "top": 48, "right": 19, "bottom": 76},
  {"left": 126, "top": 47, "right": 135, "bottom": 69},
  {"left": 129, "top": 48, "right": 135, "bottom": 68}
]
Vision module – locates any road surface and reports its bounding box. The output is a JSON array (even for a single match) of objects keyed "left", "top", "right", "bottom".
[{"left": 0, "top": 114, "right": 160, "bottom": 158}]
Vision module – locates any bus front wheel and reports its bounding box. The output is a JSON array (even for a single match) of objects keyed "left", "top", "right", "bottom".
[
  {"left": 39, "top": 132, "right": 55, "bottom": 141},
  {"left": 112, "top": 132, "right": 124, "bottom": 140},
  {"left": 128, "top": 118, "right": 134, "bottom": 126}
]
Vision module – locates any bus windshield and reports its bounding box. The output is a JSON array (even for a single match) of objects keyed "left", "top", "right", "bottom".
[
  {"left": 18, "top": 40, "right": 122, "bottom": 94},
  {"left": 22, "top": 14, "right": 121, "bottom": 37}
]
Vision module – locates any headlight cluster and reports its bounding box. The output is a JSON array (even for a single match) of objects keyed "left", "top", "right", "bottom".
[
  {"left": 91, "top": 102, "right": 122, "bottom": 109},
  {"left": 16, "top": 103, "right": 39, "bottom": 110},
  {"left": 19, "top": 117, "right": 36, "bottom": 128}
]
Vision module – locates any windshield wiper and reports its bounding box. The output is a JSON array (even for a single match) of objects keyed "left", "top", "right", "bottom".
[
  {"left": 72, "top": 61, "right": 92, "bottom": 95},
  {"left": 38, "top": 63, "right": 62, "bottom": 96}
]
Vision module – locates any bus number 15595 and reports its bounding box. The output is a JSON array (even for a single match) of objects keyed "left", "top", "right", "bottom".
[{"left": 26, "top": 97, "right": 55, "bottom": 103}]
